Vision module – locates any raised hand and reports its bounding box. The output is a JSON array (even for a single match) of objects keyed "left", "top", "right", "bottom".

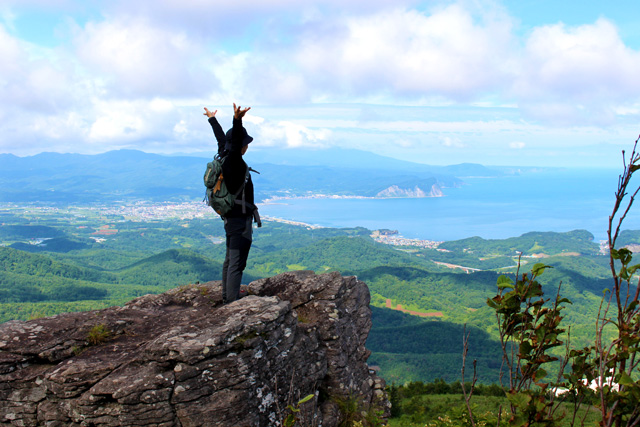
[
  {"left": 233, "top": 103, "right": 251, "bottom": 119},
  {"left": 203, "top": 107, "right": 217, "bottom": 118}
]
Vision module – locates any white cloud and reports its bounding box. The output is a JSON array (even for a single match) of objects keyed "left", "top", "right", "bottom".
[
  {"left": 102, "top": 0, "right": 425, "bottom": 38},
  {"left": 173, "top": 119, "right": 188, "bottom": 136},
  {"left": 148, "top": 98, "right": 175, "bottom": 114},
  {"left": 441, "top": 136, "right": 466, "bottom": 148},
  {"left": 0, "top": 23, "right": 89, "bottom": 120},
  {"left": 514, "top": 18, "right": 640, "bottom": 124},
  {"left": 2, "top": 0, "right": 640, "bottom": 167},
  {"left": 0, "top": 23, "right": 24, "bottom": 77},
  {"left": 243, "top": 114, "right": 265, "bottom": 125},
  {"left": 290, "top": 4, "right": 514, "bottom": 101},
  {"left": 244, "top": 64, "right": 311, "bottom": 104},
  {"left": 208, "top": 51, "right": 312, "bottom": 105},
  {"left": 257, "top": 120, "right": 332, "bottom": 148},
  {"left": 86, "top": 98, "right": 185, "bottom": 148},
  {"left": 193, "top": 3, "right": 516, "bottom": 105},
  {"left": 89, "top": 102, "right": 148, "bottom": 143},
  {"left": 74, "top": 17, "right": 217, "bottom": 98},
  {"left": 296, "top": 118, "right": 543, "bottom": 134},
  {"left": 0, "top": 7, "right": 16, "bottom": 30}
]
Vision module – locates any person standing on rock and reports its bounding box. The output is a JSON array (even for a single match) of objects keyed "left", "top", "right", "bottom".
[{"left": 203, "top": 103, "right": 260, "bottom": 303}]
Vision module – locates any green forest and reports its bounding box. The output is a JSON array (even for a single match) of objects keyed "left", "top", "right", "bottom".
[{"left": 0, "top": 204, "right": 629, "bottom": 384}]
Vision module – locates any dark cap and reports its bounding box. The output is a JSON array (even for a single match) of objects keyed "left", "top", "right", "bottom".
[{"left": 225, "top": 127, "right": 253, "bottom": 151}]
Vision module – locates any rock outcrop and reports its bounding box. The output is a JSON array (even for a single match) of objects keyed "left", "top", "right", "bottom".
[
  {"left": 376, "top": 183, "right": 443, "bottom": 198},
  {"left": 0, "top": 271, "right": 388, "bottom": 426}
]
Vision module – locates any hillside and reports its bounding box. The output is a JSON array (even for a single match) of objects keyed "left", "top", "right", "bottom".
[
  {"left": 438, "top": 229, "right": 599, "bottom": 256},
  {"left": 0, "top": 246, "right": 226, "bottom": 320},
  {"left": 117, "top": 248, "right": 244, "bottom": 286},
  {"left": 247, "top": 236, "right": 446, "bottom": 276},
  {"left": 368, "top": 307, "right": 503, "bottom": 383},
  {"left": 0, "top": 207, "right": 634, "bottom": 383}
]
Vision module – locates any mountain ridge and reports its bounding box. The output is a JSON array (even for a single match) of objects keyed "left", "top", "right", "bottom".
[{"left": 0, "top": 149, "right": 478, "bottom": 203}]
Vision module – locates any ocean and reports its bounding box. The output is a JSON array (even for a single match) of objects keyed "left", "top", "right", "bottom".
[{"left": 258, "top": 168, "right": 640, "bottom": 242}]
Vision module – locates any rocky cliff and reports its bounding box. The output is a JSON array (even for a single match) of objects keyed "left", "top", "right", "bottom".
[
  {"left": 0, "top": 271, "right": 388, "bottom": 426},
  {"left": 376, "top": 183, "right": 443, "bottom": 198}
]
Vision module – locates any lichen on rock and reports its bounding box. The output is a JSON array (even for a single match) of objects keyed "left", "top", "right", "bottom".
[{"left": 0, "top": 271, "right": 388, "bottom": 426}]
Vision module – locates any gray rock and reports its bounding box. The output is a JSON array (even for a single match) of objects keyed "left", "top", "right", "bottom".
[{"left": 0, "top": 271, "right": 388, "bottom": 426}]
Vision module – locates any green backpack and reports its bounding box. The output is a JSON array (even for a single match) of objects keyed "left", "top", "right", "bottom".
[{"left": 204, "top": 155, "right": 258, "bottom": 220}]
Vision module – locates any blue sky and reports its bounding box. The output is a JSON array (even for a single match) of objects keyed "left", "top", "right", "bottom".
[{"left": 1, "top": 0, "right": 640, "bottom": 167}]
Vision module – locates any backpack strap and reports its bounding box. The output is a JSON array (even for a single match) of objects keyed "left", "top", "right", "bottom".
[
  {"left": 241, "top": 182, "right": 246, "bottom": 214},
  {"left": 213, "top": 173, "right": 224, "bottom": 193},
  {"left": 233, "top": 162, "right": 262, "bottom": 227},
  {"left": 226, "top": 161, "right": 251, "bottom": 214},
  {"left": 232, "top": 200, "right": 262, "bottom": 227}
]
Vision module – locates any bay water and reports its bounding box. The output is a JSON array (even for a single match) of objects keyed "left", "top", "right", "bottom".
[{"left": 258, "top": 168, "right": 640, "bottom": 242}]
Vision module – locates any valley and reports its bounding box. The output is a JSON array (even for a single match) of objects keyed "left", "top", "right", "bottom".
[{"left": 0, "top": 201, "right": 629, "bottom": 385}]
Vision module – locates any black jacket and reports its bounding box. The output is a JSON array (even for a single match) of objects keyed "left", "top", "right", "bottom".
[{"left": 208, "top": 116, "right": 255, "bottom": 217}]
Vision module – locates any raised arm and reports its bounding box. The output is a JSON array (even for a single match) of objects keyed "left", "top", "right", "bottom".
[
  {"left": 204, "top": 107, "right": 226, "bottom": 154},
  {"left": 228, "top": 103, "right": 252, "bottom": 155}
]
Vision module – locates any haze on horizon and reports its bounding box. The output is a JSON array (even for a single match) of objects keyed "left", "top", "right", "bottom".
[{"left": 2, "top": 0, "right": 640, "bottom": 168}]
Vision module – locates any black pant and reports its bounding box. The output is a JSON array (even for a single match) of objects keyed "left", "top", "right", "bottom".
[{"left": 222, "top": 216, "right": 253, "bottom": 303}]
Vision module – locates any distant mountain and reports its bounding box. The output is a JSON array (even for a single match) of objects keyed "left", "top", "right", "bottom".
[
  {"left": 0, "top": 246, "right": 113, "bottom": 284},
  {"left": 0, "top": 150, "right": 204, "bottom": 203},
  {"left": 0, "top": 149, "right": 501, "bottom": 204},
  {"left": 246, "top": 148, "right": 502, "bottom": 178},
  {"left": 245, "top": 147, "right": 434, "bottom": 170},
  {"left": 10, "top": 237, "right": 92, "bottom": 253},
  {"left": 439, "top": 229, "right": 599, "bottom": 256}
]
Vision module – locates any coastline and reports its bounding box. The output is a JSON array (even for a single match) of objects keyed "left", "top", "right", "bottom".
[
  {"left": 261, "top": 213, "right": 444, "bottom": 248},
  {"left": 261, "top": 193, "right": 444, "bottom": 204},
  {"left": 260, "top": 215, "right": 325, "bottom": 229}
]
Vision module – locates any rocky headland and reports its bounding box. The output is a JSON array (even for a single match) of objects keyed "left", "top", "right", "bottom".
[
  {"left": 0, "top": 271, "right": 388, "bottom": 426},
  {"left": 375, "top": 183, "right": 443, "bottom": 198}
]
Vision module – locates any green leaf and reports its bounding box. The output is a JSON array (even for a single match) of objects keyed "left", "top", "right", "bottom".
[
  {"left": 535, "top": 325, "right": 548, "bottom": 342},
  {"left": 519, "top": 341, "right": 533, "bottom": 357},
  {"left": 487, "top": 298, "right": 500, "bottom": 309},
  {"left": 627, "top": 264, "right": 640, "bottom": 276},
  {"left": 535, "top": 368, "right": 548, "bottom": 381},
  {"left": 531, "top": 263, "right": 552, "bottom": 276},
  {"left": 618, "top": 372, "right": 636, "bottom": 387},
  {"left": 497, "top": 275, "right": 514, "bottom": 289},
  {"left": 619, "top": 266, "right": 629, "bottom": 280},
  {"left": 616, "top": 248, "right": 633, "bottom": 264},
  {"left": 284, "top": 414, "right": 296, "bottom": 427},
  {"left": 524, "top": 282, "right": 544, "bottom": 299},
  {"left": 298, "top": 394, "right": 315, "bottom": 405}
]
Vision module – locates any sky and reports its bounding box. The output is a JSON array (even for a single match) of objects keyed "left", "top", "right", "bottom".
[{"left": 1, "top": 0, "right": 640, "bottom": 167}]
